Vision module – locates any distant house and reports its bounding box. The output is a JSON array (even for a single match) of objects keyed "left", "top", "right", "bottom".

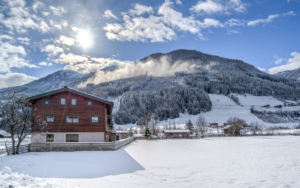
[
  {"left": 274, "top": 105, "right": 282, "bottom": 108},
  {"left": 0, "top": 130, "right": 11, "bottom": 138},
  {"left": 209, "top": 122, "right": 218, "bottom": 128},
  {"left": 223, "top": 124, "right": 250, "bottom": 136},
  {"left": 163, "top": 129, "right": 190, "bottom": 139},
  {"left": 288, "top": 103, "right": 295, "bottom": 107},
  {"left": 27, "top": 86, "right": 114, "bottom": 143},
  {"left": 263, "top": 104, "right": 270, "bottom": 108}
]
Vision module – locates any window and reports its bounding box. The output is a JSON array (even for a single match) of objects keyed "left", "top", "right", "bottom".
[
  {"left": 65, "top": 115, "right": 79, "bottom": 123},
  {"left": 71, "top": 98, "right": 77, "bottom": 106},
  {"left": 45, "top": 114, "right": 55, "bottom": 123},
  {"left": 66, "top": 134, "right": 79, "bottom": 142},
  {"left": 60, "top": 97, "right": 67, "bottom": 106},
  {"left": 46, "top": 134, "right": 54, "bottom": 142},
  {"left": 90, "top": 115, "right": 99, "bottom": 123},
  {"left": 43, "top": 99, "right": 50, "bottom": 106},
  {"left": 87, "top": 100, "right": 93, "bottom": 106}
]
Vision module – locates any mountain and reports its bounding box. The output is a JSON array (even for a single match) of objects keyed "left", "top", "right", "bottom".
[
  {"left": 1, "top": 49, "right": 300, "bottom": 125},
  {"left": 0, "top": 70, "right": 91, "bottom": 98},
  {"left": 275, "top": 68, "right": 300, "bottom": 81},
  {"left": 139, "top": 49, "right": 261, "bottom": 74}
]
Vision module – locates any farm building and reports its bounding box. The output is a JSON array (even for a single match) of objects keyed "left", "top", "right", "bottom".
[
  {"left": 209, "top": 122, "right": 218, "bottom": 128},
  {"left": 163, "top": 129, "right": 191, "bottom": 139},
  {"left": 0, "top": 130, "right": 11, "bottom": 138}
]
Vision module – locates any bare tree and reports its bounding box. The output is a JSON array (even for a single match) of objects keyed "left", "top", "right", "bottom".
[
  {"left": 0, "top": 89, "right": 48, "bottom": 155},
  {"left": 226, "top": 117, "right": 246, "bottom": 136},
  {"left": 195, "top": 115, "right": 208, "bottom": 137},
  {"left": 149, "top": 114, "right": 160, "bottom": 136},
  {"left": 137, "top": 114, "right": 151, "bottom": 127}
]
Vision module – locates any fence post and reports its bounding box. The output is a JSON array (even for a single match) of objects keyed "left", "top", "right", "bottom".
[{"left": 5, "top": 142, "right": 9, "bottom": 155}]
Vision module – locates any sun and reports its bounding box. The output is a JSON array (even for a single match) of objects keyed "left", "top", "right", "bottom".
[{"left": 77, "top": 30, "right": 92, "bottom": 48}]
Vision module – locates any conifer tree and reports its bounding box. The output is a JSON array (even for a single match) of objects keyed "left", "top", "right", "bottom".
[
  {"left": 107, "top": 115, "right": 114, "bottom": 130},
  {"left": 144, "top": 127, "right": 151, "bottom": 137},
  {"left": 186, "top": 119, "right": 194, "bottom": 134}
]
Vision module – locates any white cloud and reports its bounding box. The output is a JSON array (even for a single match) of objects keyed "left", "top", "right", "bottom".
[
  {"left": 71, "top": 25, "right": 78, "bottom": 31},
  {"left": 269, "top": 52, "right": 300, "bottom": 74},
  {"left": 41, "top": 44, "right": 64, "bottom": 55},
  {"left": 0, "top": 0, "right": 51, "bottom": 33},
  {"left": 128, "top": 4, "right": 153, "bottom": 16},
  {"left": 55, "top": 35, "right": 76, "bottom": 46},
  {"left": 55, "top": 53, "right": 88, "bottom": 65},
  {"left": 104, "top": 15, "right": 177, "bottom": 42},
  {"left": 248, "top": 14, "right": 279, "bottom": 26},
  {"left": 176, "top": 0, "right": 182, "bottom": 5},
  {"left": 38, "top": 62, "right": 53, "bottom": 66},
  {"left": 0, "top": 38, "right": 38, "bottom": 73},
  {"left": 32, "top": 1, "right": 43, "bottom": 13},
  {"left": 49, "top": 6, "right": 66, "bottom": 17},
  {"left": 0, "top": 35, "right": 14, "bottom": 40},
  {"left": 16, "top": 37, "right": 30, "bottom": 45},
  {"left": 103, "top": 10, "right": 118, "bottom": 20},
  {"left": 0, "top": 73, "right": 37, "bottom": 89},
  {"left": 50, "top": 20, "right": 62, "bottom": 30},
  {"left": 63, "top": 56, "right": 133, "bottom": 74},
  {"left": 79, "top": 56, "right": 199, "bottom": 87},
  {"left": 103, "top": 1, "right": 223, "bottom": 42},
  {"left": 41, "top": 11, "right": 50, "bottom": 16},
  {"left": 274, "top": 56, "right": 286, "bottom": 65},
  {"left": 190, "top": 0, "right": 247, "bottom": 15},
  {"left": 248, "top": 11, "right": 295, "bottom": 26},
  {"left": 225, "top": 18, "right": 244, "bottom": 27},
  {"left": 257, "top": 67, "right": 266, "bottom": 71},
  {"left": 190, "top": 0, "right": 223, "bottom": 15}
]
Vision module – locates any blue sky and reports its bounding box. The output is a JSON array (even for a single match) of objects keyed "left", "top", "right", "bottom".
[{"left": 0, "top": 0, "right": 299, "bottom": 88}]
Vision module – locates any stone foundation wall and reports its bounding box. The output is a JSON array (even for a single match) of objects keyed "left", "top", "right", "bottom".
[{"left": 29, "top": 137, "right": 134, "bottom": 152}]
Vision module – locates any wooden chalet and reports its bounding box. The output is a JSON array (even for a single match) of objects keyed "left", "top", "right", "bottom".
[
  {"left": 274, "top": 105, "right": 282, "bottom": 108},
  {"left": 263, "top": 104, "right": 270, "bottom": 108},
  {"left": 163, "top": 129, "right": 190, "bottom": 139},
  {"left": 223, "top": 124, "right": 250, "bottom": 136},
  {"left": 209, "top": 122, "right": 218, "bottom": 128},
  {"left": 27, "top": 86, "right": 114, "bottom": 143}
]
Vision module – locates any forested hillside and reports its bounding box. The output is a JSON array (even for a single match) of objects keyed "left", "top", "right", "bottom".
[{"left": 1, "top": 50, "right": 299, "bottom": 124}]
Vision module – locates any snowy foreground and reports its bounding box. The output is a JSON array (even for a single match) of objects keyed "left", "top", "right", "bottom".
[{"left": 1, "top": 136, "right": 300, "bottom": 188}]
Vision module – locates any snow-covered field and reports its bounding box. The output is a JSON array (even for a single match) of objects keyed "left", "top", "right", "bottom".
[
  {"left": 115, "top": 94, "right": 299, "bottom": 130},
  {"left": 1, "top": 136, "right": 300, "bottom": 187}
]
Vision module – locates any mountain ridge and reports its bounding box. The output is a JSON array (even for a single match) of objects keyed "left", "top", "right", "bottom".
[{"left": 275, "top": 67, "right": 300, "bottom": 81}]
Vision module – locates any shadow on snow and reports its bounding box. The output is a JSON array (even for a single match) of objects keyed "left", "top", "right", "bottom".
[{"left": 0, "top": 142, "right": 144, "bottom": 178}]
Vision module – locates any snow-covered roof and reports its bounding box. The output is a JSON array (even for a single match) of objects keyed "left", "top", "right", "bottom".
[
  {"left": 223, "top": 125, "right": 232, "bottom": 129},
  {"left": 114, "top": 131, "right": 129, "bottom": 134},
  {"left": 163, "top": 129, "right": 191, "bottom": 133},
  {"left": 0, "top": 130, "right": 10, "bottom": 136}
]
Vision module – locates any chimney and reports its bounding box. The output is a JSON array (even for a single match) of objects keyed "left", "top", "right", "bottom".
[{"left": 64, "top": 86, "right": 68, "bottom": 88}]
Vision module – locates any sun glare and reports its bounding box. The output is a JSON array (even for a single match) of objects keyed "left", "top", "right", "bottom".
[{"left": 77, "top": 31, "right": 92, "bottom": 48}]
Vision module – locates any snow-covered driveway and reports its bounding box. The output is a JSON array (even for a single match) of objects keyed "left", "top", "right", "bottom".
[{"left": 1, "top": 136, "right": 300, "bottom": 187}]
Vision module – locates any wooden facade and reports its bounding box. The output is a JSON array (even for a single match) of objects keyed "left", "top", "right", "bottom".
[
  {"left": 163, "top": 130, "right": 191, "bottom": 139},
  {"left": 27, "top": 86, "right": 114, "bottom": 142}
]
